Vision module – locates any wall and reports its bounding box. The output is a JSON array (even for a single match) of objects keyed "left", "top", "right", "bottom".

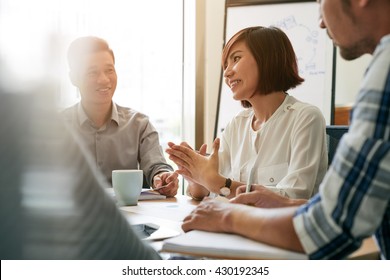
[
  {"left": 335, "top": 50, "right": 371, "bottom": 106},
  {"left": 195, "top": 0, "right": 206, "bottom": 149},
  {"left": 201, "top": 0, "right": 225, "bottom": 149},
  {"left": 198, "top": 0, "right": 371, "bottom": 149}
]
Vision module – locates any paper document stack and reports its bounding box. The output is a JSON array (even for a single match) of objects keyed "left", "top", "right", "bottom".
[{"left": 139, "top": 190, "right": 166, "bottom": 200}]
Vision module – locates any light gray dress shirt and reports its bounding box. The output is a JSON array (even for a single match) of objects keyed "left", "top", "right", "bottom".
[{"left": 61, "top": 102, "right": 173, "bottom": 186}]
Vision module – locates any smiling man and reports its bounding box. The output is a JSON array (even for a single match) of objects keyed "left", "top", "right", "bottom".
[{"left": 61, "top": 36, "right": 178, "bottom": 197}]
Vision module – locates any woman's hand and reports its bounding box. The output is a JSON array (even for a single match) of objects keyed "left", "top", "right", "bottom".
[
  {"left": 166, "top": 138, "right": 221, "bottom": 192},
  {"left": 231, "top": 184, "right": 307, "bottom": 208}
]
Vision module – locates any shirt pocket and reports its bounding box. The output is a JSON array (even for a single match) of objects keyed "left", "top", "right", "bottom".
[{"left": 256, "top": 162, "right": 288, "bottom": 186}]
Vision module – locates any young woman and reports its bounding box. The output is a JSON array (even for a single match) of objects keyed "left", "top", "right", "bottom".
[{"left": 167, "top": 26, "right": 328, "bottom": 201}]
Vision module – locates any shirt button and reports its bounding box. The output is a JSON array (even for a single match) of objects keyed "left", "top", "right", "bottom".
[{"left": 269, "top": 177, "right": 274, "bottom": 183}]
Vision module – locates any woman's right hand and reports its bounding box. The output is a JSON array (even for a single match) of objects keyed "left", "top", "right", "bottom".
[{"left": 166, "top": 138, "right": 221, "bottom": 191}]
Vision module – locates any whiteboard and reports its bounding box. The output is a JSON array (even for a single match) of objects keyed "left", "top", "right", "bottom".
[{"left": 215, "top": 1, "right": 334, "bottom": 136}]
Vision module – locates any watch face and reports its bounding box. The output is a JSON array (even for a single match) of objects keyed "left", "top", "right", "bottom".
[{"left": 220, "top": 187, "right": 230, "bottom": 197}]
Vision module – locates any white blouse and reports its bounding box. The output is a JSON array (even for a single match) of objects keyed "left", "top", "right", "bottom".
[{"left": 218, "top": 95, "right": 328, "bottom": 199}]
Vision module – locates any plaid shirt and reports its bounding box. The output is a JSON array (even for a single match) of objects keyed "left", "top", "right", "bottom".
[{"left": 293, "top": 34, "right": 390, "bottom": 259}]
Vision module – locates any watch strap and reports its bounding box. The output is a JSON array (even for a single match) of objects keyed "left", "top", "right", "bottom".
[{"left": 220, "top": 178, "right": 232, "bottom": 197}]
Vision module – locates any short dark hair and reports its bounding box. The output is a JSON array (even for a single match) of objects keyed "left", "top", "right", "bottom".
[
  {"left": 222, "top": 26, "right": 304, "bottom": 108},
  {"left": 67, "top": 36, "right": 115, "bottom": 73}
]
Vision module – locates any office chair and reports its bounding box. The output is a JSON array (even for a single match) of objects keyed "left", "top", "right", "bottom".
[{"left": 326, "top": 125, "right": 349, "bottom": 165}]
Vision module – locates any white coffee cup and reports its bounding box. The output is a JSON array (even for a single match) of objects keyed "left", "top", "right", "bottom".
[{"left": 112, "top": 169, "right": 143, "bottom": 206}]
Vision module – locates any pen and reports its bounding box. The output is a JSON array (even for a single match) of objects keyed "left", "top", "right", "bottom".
[{"left": 246, "top": 167, "right": 254, "bottom": 193}]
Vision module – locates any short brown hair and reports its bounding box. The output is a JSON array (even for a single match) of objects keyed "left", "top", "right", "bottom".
[
  {"left": 67, "top": 36, "right": 115, "bottom": 73},
  {"left": 222, "top": 26, "right": 304, "bottom": 108}
]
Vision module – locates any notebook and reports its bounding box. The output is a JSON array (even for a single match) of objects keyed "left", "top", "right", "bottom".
[
  {"left": 139, "top": 190, "right": 166, "bottom": 200},
  {"left": 162, "top": 230, "right": 307, "bottom": 260},
  {"left": 104, "top": 187, "right": 166, "bottom": 201}
]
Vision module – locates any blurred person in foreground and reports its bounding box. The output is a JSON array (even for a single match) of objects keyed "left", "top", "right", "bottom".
[
  {"left": 0, "top": 78, "right": 161, "bottom": 259},
  {"left": 62, "top": 36, "right": 178, "bottom": 197},
  {"left": 178, "top": 0, "right": 390, "bottom": 259}
]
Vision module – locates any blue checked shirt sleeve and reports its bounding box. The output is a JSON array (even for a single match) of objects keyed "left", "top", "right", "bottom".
[{"left": 293, "top": 35, "right": 390, "bottom": 259}]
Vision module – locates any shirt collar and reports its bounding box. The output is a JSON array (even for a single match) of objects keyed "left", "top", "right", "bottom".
[
  {"left": 375, "top": 34, "right": 390, "bottom": 55},
  {"left": 111, "top": 103, "right": 120, "bottom": 125},
  {"left": 77, "top": 103, "right": 89, "bottom": 126},
  {"left": 77, "top": 102, "right": 120, "bottom": 127}
]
